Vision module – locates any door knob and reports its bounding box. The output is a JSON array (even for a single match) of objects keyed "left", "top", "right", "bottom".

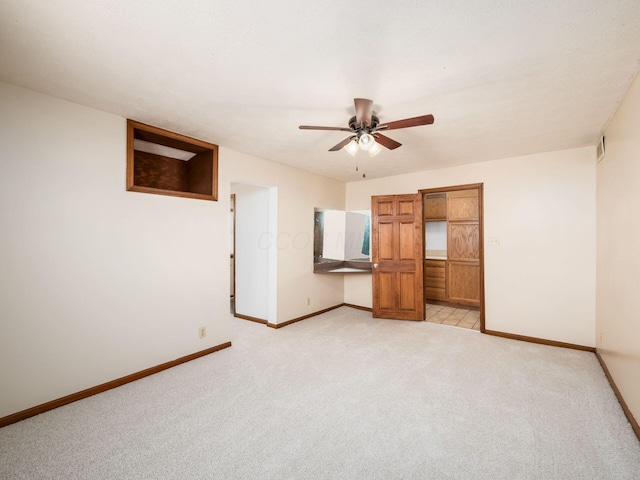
[{"left": 373, "top": 263, "right": 379, "bottom": 268}]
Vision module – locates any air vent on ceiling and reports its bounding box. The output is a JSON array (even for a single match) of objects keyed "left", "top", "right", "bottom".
[{"left": 596, "top": 135, "right": 605, "bottom": 163}]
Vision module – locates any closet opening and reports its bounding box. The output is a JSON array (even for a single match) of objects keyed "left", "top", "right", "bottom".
[{"left": 420, "top": 184, "right": 484, "bottom": 332}]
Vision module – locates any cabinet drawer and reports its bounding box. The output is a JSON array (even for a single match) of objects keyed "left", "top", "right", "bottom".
[
  {"left": 425, "top": 286, "right": 446, "bottom": 300},
  {"left": 424, "top": 266, "right": 445, "bottom": 278},
  {"left": 425, "top": 259, "right": 446, "bottom": 268},
  {"left": 425, "top": 277, "right": 445, "bottom": 289}
]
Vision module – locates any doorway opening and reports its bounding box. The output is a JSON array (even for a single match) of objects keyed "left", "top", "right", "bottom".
[
  {"left": 230, "top": 182, "right": 278, "bottom": 325},
  {"left": 230, "top": 193, "right": 236, "bottom": 314},
  {"left": 420, "top": 184, "right": 485, "bottom": 332}
]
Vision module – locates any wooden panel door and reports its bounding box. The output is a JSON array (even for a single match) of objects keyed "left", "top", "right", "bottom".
[{"left": 372, "top": 194, "right": 424, "bottom": 320}]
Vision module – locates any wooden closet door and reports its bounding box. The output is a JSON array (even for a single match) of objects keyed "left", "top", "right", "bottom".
[
  {"left": 371, "top": 194, "right": 424, "bottom": 321},
  {"left": 447, "top": 190, "right": 480, "bottom": 307}
]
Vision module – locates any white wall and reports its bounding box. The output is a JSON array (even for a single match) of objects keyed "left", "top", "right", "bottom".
[
  {"left": 0, "top": 82, "right": 232, "bottom": 418},
  {"left": 597, "top": 73, "right": 640, "bottom": 421},
  {"left": 231, "top": 183, "right": 270, "bottom": 320},
  {"left": 346, "top": 147, "right": 596, "bottom": 347},
  {"left": 222, "top": 149, "right": 346, "bottom": 323},
  {"left": 0, "top": 82, "right": 346, "bottom": 418}
]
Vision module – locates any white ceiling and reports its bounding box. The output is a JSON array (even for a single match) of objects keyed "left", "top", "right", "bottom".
[{"left": 1, "top": 1, "right": 639, "bottom": 182}]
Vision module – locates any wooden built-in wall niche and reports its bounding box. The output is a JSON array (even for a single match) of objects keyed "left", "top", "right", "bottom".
[{"left": 126, "top": 120, "right": 219, "bottom": 201}]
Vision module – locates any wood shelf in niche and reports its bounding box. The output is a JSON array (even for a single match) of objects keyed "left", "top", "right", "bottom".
[{"left": 127, "top": 120, "right": 218, "bottom": 201}]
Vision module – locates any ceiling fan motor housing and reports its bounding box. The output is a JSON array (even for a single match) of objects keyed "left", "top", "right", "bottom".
[{"left": 349, "top": 115, "right": 380, "bottom": 134}]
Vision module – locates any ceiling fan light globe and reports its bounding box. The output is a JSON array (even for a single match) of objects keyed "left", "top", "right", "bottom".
[
  {"left": 344, "top": 140, "right": 358, "bottom": 156},
  {"left": 368, "top": 142, "right": 382, "bottom": 157},
  {"left": 358, "top": 133, "right": 374, "bottom": 151}
]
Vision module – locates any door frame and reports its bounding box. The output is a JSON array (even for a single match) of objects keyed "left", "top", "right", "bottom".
[
  {"left": 230, "top": 193, "right": 236, "bottom": 304},
  {"left": 418, "top": 183, "right": 485, "bottom": 332}
]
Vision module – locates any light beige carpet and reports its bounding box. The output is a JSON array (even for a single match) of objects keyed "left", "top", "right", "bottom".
[{"left": 1, "top": 306, "right": 639, "bottom": 479}]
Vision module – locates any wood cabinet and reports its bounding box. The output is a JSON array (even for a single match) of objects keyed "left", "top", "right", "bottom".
[
  {"left": 447, "top": 189, "right": 479, "bottom": 221},
  {"left": 446, "top": 189, "right": 480, "bottom": 307},
  {"left": 448, "top": 262, "right": 480, "bottom": 305},
  {"left": 423, "top": 186, "right": 481, "bottom": 308},
  {"left": 424, "top": 194, "right": 446, "bottom": 220},
  {"left": 448, "top": 222, "right": 480, "bottom": 261},
  {"left": 424, "top": 259, "right": 446, "bottom": 300}
]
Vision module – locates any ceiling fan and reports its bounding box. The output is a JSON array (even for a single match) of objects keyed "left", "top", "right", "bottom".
[{"left": 299, "top": 98, "right": 434, "bottom": 155}]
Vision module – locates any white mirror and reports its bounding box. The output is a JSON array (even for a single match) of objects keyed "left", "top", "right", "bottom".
[{"left": 314, "top": 209, "right": 371, "bottom": 271}]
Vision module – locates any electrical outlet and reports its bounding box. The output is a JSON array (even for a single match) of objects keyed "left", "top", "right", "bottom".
[
  {"left": 307, "top": 297, "right": 311, "bottom": 306},
  {"left": 198, "top": 326, "right": 206, "bottom": 339}
]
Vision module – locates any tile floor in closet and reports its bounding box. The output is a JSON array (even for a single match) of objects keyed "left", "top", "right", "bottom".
[{"left": 426, "top": 302, "right": 480, "bottom": 330}]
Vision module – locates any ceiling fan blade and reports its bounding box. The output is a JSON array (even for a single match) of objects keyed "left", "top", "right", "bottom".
[
  {"left": 328, "top": 136, "right": 355, "bottom": 152},
  {"left": 377, "top": 114, "right": 434, "bottom": 131},
  {"left": 299, "top": 125, "right": 353, "bottom": 132},
  {"left": 374, "top": 133, "right": 402, "bottom": 150},
  {"left": 354, "top": 98, "right": 374, "bottom": 126}
]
